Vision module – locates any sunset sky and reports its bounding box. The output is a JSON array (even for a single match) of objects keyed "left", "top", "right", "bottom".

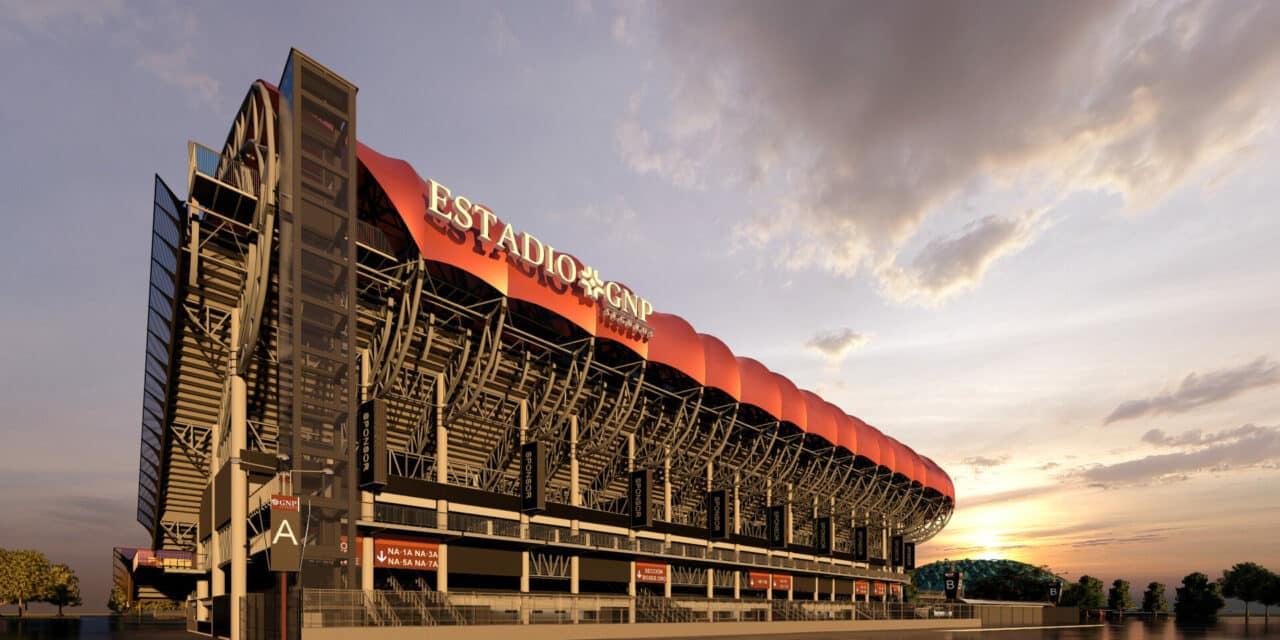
[{"left": 1, "top": 0, "right": 1278, "bottom": 607}]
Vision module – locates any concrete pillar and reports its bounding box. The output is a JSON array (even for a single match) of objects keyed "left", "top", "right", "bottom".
[
  {"left": 662, "top": 448, "right": 671, "bottom": 523},
  {"left": 361, "top": 536, "right": 374, "bottom": 590},
  {"left": 229, "top": 315, "right": 247, "bottom": 640},
  {"left": 785, "top": 483, "right": 793, "bottom": 545},
  {"left": 664, "top": 565, "right": 672, "bottom": 598},
  {"left": 570, "top": 555, "right": 580, "bottom": 624},
  {"left": 520, "top": 550, "right": 530, "bottom": 624},
  {"left": 628, "top": 560, "right": 636, "bottom": 623},
  {"left": 732, "top": 471, "right": 740, "bottom": 535},
  {"left": 435, "top": 374, "right": 448, "bottom": 530},
  {"left": 569, "top": 416, "right": 580, "bottom": 507},
  {"left": 437, "top": 543, "right": 448, "bottom": 593}
]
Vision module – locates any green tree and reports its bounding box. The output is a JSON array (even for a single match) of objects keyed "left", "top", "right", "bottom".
[
  {"left": 1222, "top": 562, "right": 1271, "bottom": 623},
  {"left": 1257, "top": 570, "right": 1280, "bottom": 624},
  {"left": 1061, "top": 575, "right": 1106, "bottom": 611},
  {"left": 1141, "top": 581, "right": 1169, "bottom": 614},
  {"left": 1175, "top": 572, "right": 1225, "bottom": 624},
  {"left": 1108, "top": 579, "right": 1135, "bottom": 612},
  {"left": 41, "top": 564, "right": 82, "bottom": 616},
  {"left": 0, "top": 549, "right": 53, "bottom": 617},
  {"left": 107, "top": 586, "right": 130, "bottom": 614},
  {"left": 903, "top": 571, "right": 920, "bottom": 604},
  {"left": 965, "top": 561, "right": 1059, "bottom": 601}
]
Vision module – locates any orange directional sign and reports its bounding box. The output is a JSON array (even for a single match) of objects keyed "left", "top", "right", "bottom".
[
  {"left": 748, "top": 572, "right": 772, "bottom": 590},
  {"left": 855, "top": 580, "right": 869, "bottom": 596},
  {"left": 635, "top": 561, "right": 668, "bottom": 584},
  {"left": 771, "top": 574, "right": 792, "bottom": 591},
  {"left": 373, "top": 536, "right": 439, "bottom": 570},
  {"left": 873, "top": 581, "right": 887, "bottom": 597}
]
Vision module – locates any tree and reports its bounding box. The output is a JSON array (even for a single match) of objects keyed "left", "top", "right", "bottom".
[
  {"left": 107, "top": 586, "right": 131, "bottom": 614},
  {"left": 903, "top": 571, "right": 920, "bottom": 604},
  {"left": 965, "top": 561, "right": 1059, "bottom": 601},
  {"left": 0, "top": 549, "right": 53, "bottom": 617},
  {"left": 1175, "top": 572, "right": 1225, "bottom": 624},
  {"left": 41, "top": 564, "right": 82, "bottom": 616},
  {"left": 1258, "top": 570, "right": 1280, "bottom": 624},
  {"left": 1061, "top": 575, "right": 1106, "bottom": 611},
  {"left": 1142, "top": 581, "right": 1169, "bottom": 614},
  {"left": 1108, "top": 579, "right": 1135, "bottom": 612},
  {"left": 1222, "top": 562, "right": 1271, "bottom": 623}
]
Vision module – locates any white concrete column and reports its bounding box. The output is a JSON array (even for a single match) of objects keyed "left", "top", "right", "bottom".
[
  {"left": 520, "top": 550, "right": 530, "bottom": 624},
  {"left": 785, "top": 483, "right": 793, "bottom": 546},
  {"left": 570, "top": 555, "right": 580, "bottom": 624},
  {"left": 664, "top": 564, "right": 672, "bottom": 598},
  {"left": 662, "top": 448, "right": 671, "bottom": 524},
  {"left": 229, "top": 315, "right": 247, "bottom": 640},
  {"left": 361, "top": 536, "right": 374, "bottom": 590},
  {"left": 437, "top": 543, "right": 448, "bottom": 593},
  {"left": 732, "top": 471, "right": 740, "bottom": 535},
  {"left": 628, "top": 560, "right": 636, "bottom": 623},
  {"left": 569, "top": 416, "right": 580, "bottom": 507},
  {"left": 435, "top": 374, "right": 449, "bottom": 528}
]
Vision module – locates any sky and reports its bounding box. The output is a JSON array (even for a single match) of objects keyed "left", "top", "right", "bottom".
[{"left": 1, "top": 0, "right": 1278, "bottom": 609}]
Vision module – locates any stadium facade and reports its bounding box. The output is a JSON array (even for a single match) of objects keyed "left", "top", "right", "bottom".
[{"left": 131, "top": 50, "right": 955, "bottom": 639}]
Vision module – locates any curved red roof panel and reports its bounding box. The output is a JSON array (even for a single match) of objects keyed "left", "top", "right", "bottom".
[
  {"left": 799, "top": 392, "right": 838, "bottom": 444},
  {"left": 699, "top": 334, "right": 740, "bottom": 400},
  {"left": 834, "top": 412, "right": 858, "bottom": 454},
  {"left": 924, "top": 457, "right": 954, "bottom": 501},
  {"left": 358, "top": 143, "right": 509, "bottom": 296},
  {"left": 736, "top": 358, "right": 783, "bottom": 419},
  {"left": 906, "top": 446, "right": 926, "bottom": 487},
  {"left": 866, "top": 424, "right": 893, "bottom": 472},
  {"left": 850, "top": 416, "right": 879, "bottom": 466},
  {"left": 774, "top": 374, "right": 806, "bottom": 429},
  {"left": 885, "top": 437, "right": 915, "bottom": 483},
  {"left": 646, "top": 313, "right": 705, "bottom": 385}
]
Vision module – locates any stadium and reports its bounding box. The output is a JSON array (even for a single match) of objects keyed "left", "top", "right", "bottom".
[{"left": 126, "top": 50, "right": 956, "bottom": 639}]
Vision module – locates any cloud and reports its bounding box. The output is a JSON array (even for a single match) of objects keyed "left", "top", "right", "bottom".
[
  {"left": 1038, "top": 462, "right": 1061, "bottom": 471},
  {"left": 805, "top": 328, "right": 869, "bottom": 364},
  {"left": 640, "top": 1, "right": 1280, "bottom": 304},
  {"left": 615, "top": 120, "right": 701, "bottom": 188},
  {"left": 1141, "top": 424, "right": 1269, "bottom": 447},
  {"left": 489, "top": 10, "right": 519, "bottom": 54},
  {"left": 611, "top": 14, "right": 631, "bottom": 44},
  {"left": 0, "top": 0, "right": 123, "bottom": 34},
  {"left": 962, "top": 455, "right": 1011, "bottom": 473},
  {"left": 135, "top": 42, "right": 218, "bottom": 104},
  {"left": 878, "top": 211, "right": 1045, "bottom": 304},
  {"left": 1105, "top": 356, "right": 1280, "bottom": 424},
  {"left": 960, "top": 484, "right": 1060, "bottom": 508},
  {"left": 1078, "top": 424, "right": 1280, "bottom": 486}
]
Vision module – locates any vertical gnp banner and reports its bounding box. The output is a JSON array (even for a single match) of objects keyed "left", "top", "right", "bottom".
[
  {"left": 520, "top": 442, "right": 547, "bottom": 513},
  {"left": 904, "top": 542, "right": 916, "bottom": 570},
  {"left": 1048, "top": 582, "right": 1061, "bottom": 603},
  {"left": 944, "top": 571, "right": 961, "bottom": 600},
  {"left": 268, "top": 495, "right": 302, "bottom": 572},
  {"left": 357, "top": 399, "right": 388, "bottom": 492},
  {"left": 891, "top": 535, "right": 904, "bottom": 567},
  {"left": 853, "top": 526, "right": 868, "bottom": 561},
  {"left": 814, "top": 517, "right": 832, "bottom": 555},
  {"left": 706, "top": 489, "right": 728, "bottom": 540},
  {"left": 767, "top": 505, "right": 787, "bottom": 549},
  {"left": 630, "top": 469, "right": 653, "bottom": 529}
]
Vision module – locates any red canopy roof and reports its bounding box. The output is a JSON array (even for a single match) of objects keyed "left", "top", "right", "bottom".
[{"left": 355, "top": 142, "right": 952, "bottom": 500}]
